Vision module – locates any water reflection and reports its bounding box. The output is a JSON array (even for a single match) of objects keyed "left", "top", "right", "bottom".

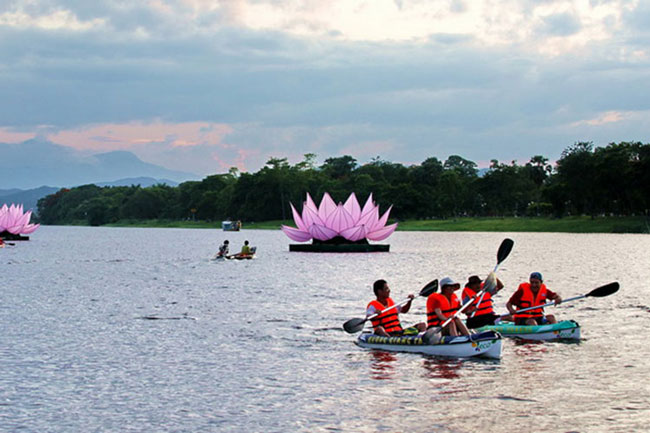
[
  {"left": 368, "top": 350, "right": 397, "bottom": 380},
  {"left": 422, "top": 357, "right": 462, "bottom": 380}
]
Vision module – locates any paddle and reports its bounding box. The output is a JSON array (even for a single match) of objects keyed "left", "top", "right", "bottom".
[
  {"left": 343, "top": 279, "right": 439, "bottom": 334},
  {"left": 425, "top": 239, "right": 514, "bottom": 339},
  {"left": 469, "top": 238, "right": 514, "bottom": 318},
  {"left": 501, "top": 281, "right": 619, "bottom": 318}
]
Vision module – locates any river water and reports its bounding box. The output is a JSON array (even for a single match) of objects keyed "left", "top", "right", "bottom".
[{"left": 1, "top": 226, "right": 649, "bottom": 432}]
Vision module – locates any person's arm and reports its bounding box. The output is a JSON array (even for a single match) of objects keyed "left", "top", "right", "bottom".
[
  {"left": 506, "top": 289, "right": 521, "bottom": 315},
  {"left": 399, "top": 294, "right": 415, "bottom": 314},
  {"left": 547, "top": 288, "right": 562, "bottom": 305}
]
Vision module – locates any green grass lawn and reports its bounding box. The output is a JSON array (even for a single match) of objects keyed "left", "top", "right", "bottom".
[{"left": 100, "top": 216, "right": 649, "bottom": 233}]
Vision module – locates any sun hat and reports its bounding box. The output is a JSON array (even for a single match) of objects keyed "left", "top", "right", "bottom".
[
  {"left": 467, "top": 275, "right": 482, "bottom": 286},
  {"left": 530, "top": 272, "right": 543, "bottom": 282},
  {"left": 440, "top": 277, "right": 460, "bottom": 289}
]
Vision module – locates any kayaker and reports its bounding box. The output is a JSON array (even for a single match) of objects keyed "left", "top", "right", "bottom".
[
  {"left": 232, "top": 240, "right": 252, "bottom": 258},
  {"left": 366, "top": 279, "right": 426, "bottom": 337},
  {"left": 506, "top": 272, "right": 563, "bottom": 325},
  {"left": 214, "top": 240, "right": 229, "bottom": 259},
  {"left": 426, "top": 277, "right": 470, "bottom": 336},
  {"left": 462, "top": 275, "right": 512, "bottom": 328}
]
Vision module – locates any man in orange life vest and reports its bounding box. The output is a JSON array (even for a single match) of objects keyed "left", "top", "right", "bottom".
[
  {"left": 506, "top": 272, "right": 562, "bottom": 325},
  {"left": 366, "top": 279, "right": 426, "bottom": 337},
  {"left": 462, "top": 275, "right": 512, "bottom": 328},
  {"left": 426, "top": 277, "right": 470, "bottom": 337}
]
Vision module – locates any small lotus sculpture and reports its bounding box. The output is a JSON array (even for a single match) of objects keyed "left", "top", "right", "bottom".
[
  {"left": 0, "top": 204, "right": 40, "bottom": 235},
  {"left": 281, "top": 192, "right": 397, "bottom": 243}
]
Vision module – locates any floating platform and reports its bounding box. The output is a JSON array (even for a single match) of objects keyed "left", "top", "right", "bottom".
[
  {"left": 0, "top": 232, "right": 29, "bottom": 241},
  {"left": 289, "top": 244, "right": 389, "bottom": 252}
]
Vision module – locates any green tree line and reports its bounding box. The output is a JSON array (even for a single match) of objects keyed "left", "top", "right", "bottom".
[{"left": 37, "top": 141, "right": 650, "bottom": 226}]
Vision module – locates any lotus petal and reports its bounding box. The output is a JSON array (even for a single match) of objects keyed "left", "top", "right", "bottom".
[
  {"left": 317, "top": 192, "right": 337, "bottom": 222},
  {"left": 308, "top": 224, "right": 338, "bottom": 241},
  {"left": 370, "top": 205, "right": 393, "bottom": 232},
  {"left": 343, "top": 193, "right": 361, "bottom": 222},
  {"left": 357, "top": 205, "right": 379, "bottom": 228},
  {"left": 305, "top": 193, "right": 319, "bottom": 214},
  {"left": 302, "top": 204, "right": 324, "bottom": 228},
  {"left": 325, "top": 204, "right": 355, "bottom": 233},
  {"left": 340, "top": 225, "right": 367, "bottom": 242},
  {"left": 20, "top": 223, "right": 40, "bottom": 234},
  {"left": 290, "top": 203, "right": 307, "bottom": 231},
  {"left": 281, "top": 225, "right": 313, "bottom": 242},
  {"left": 360, "top": 193, "right": 375, "bottom": 217},
  {"left": 366, "top": 223, "right": 398, "bottom": 241}
]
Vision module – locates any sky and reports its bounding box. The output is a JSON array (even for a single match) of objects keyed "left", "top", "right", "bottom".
[{"left": 1, "top": 0, "right": 649, "bottom": 178}]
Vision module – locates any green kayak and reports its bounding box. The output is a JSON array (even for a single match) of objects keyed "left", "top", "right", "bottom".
[{"left": 476, "top": 320, "right": 580, "bottom": 341}]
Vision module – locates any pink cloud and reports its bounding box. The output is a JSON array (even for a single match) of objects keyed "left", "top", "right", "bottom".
[{"left": 46, "top": 120, "right": 234, "bottom": 151}]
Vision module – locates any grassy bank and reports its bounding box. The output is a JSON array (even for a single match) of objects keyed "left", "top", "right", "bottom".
[{"left": 95, "top": 216, "right": 650, "bottom": 233}]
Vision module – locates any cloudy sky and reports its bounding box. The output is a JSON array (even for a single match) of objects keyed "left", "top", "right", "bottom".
[{"left": 1, "top": 0, "right": 649, "bottom": 177}]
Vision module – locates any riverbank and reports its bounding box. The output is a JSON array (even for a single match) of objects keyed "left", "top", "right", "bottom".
[{"left": 98, "top": 216, "right": 648, "bottom": 233}]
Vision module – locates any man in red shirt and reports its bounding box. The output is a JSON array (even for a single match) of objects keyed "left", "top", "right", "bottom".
[
  {"left": 462, "top": 275, "right": 511, "bottom": 328},
  {"left": 506, "top": 272, "right": 562, "bottom": 325}
]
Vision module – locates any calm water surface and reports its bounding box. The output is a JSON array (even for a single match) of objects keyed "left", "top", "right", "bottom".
[{"left": 1, "top": 226, "right": 649, "bottom": 432}]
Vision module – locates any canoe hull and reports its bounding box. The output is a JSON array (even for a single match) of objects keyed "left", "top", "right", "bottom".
[
  {"left": 355, "top": 331, "right": 502, "bottom": 359},
  {"left": 477, "top": 320, "right": 581, "bottom": 341}
]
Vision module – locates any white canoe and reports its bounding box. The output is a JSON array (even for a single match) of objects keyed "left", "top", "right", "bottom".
[
  {"left": 477, "top": 320, "right": 581, "bottom": 341},
  {"left": 355, "top": 330, "right": 502, "bottom": 359}
]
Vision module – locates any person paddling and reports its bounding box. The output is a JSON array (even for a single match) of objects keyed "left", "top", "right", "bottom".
[
  {"left": 214, "top": 240, "right": 229, "bottom": 259},
  {"left": 366, "top": 279, "right": 426, "bottom": 337},
  {"left": 426, "top": 277, "right": 470, "bottom": 337},
  {"left": 506, "top": 272, "right": 562, "bottom": 325},
  {"left": 233, "top": 240, "right": 252, "bottom": 258},
  {"left": 462, "top": 275, "right": 512, "bottom": 328}
]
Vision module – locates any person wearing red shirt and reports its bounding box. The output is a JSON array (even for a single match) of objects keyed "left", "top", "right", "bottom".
[
  {"left": 366, "top": 279, "right": 426, "bottom": 337},
  {"left": 426, "top": 277, "right": 470, "bottom": 337},
  {"left": 506, "top": 272, "right": 562, "bottom": 325}
]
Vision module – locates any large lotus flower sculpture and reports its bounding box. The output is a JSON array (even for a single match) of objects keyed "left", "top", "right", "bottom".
[
  {"left": 281, "top": 192, "right": 397, "bottom": 242},
  {"left": 0, "top": 204, "right": 40, "bottom": 235}
]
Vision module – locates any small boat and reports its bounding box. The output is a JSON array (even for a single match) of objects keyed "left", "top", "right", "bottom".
[
  {"left": 476, "top": 320, "right": 580, "bottom": 341},
  {"left": 355, "top": 330, "right": 502, "bottom": 359},
  {"left": 222, "top": 220, "right": 241, "bottom": 231}
]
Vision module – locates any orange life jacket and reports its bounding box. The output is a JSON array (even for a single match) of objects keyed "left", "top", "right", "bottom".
[
  {"left": 462, "top": 284, "right": 494, "bottom": 316},
  {"left": 426, "top": 293, "right": 460, "bottom": 328},
  {"left": 367, "top": 298, "right": 403, "bottom": 334},
  {"left": 514, "top": 283, "right": 549, "bottom": 320}
]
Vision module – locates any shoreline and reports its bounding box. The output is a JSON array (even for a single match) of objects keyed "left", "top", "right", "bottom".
[{"left": 40, "top": 216, "right": 650, "bottom": 234}]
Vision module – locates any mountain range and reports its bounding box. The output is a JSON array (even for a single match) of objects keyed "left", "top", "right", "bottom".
[
  {"left": 0, "top": 139, "right": 199, "bottom": 189},
  {"left": 0, "top": 139, "right": 199, "bottom": 212}
]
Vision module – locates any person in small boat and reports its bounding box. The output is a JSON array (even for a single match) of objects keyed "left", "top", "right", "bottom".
[
  {"left": 214, "top": 240, "right": 229, "bottom": 258},
  {"left": 462, "top": 275, "right": 512, "bottom": 328},
  {"left": 426, "top": 277, "right": 470, "bottom": 336},
  {"left": 506, "top": 272, "right": 562, "bottom": 325},
  {"left": 232, "top": 240, "right": 252, "bottom": 258},
  {"left": 366, "top": 279, "right": 426, "bottom": 337}
]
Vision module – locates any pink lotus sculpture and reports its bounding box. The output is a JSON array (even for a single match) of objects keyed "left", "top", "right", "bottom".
[
  {"left": 281, "top": 192, "right": 397, "bottom": 242},
  {"left": 0, "top": 204, "right": 40, "bottom": 235}
]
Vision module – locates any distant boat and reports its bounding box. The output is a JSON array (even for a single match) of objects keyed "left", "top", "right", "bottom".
[{"left": 222, "top": 220, "right": 241, "bottom": 231}]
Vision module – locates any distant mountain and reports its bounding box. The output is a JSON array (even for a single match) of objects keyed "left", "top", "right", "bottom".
[
  {"left": 0, "top": 188, "right": 23, "bottom": 197},
  {"left": 94, "top": 177, "right": 179, "bottom": 187},
  {"left": 0, "top": 139, "right": 199, "bottom": 189},
  {"left": 0, "top": 186, "right": 60, "bottom": 212}
]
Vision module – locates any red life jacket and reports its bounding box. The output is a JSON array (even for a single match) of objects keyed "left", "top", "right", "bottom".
[
  {"left": 426, "top": 293, "right": 460, "bottom": 328},
  {"left": 367, "top": 298, "right": 403, "bottom": 333},
  {"left": 462, "top": 284, "right": 494, "bottom": 316},
  {"left": 514, "top": 283, "right": 549, "bottom": 320}
]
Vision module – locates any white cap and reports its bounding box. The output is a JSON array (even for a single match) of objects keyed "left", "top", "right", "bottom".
[{"left": 440, "top": 277, "right": 460, "bottom": 288}]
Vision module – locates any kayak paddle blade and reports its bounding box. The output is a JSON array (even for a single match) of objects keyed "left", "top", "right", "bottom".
[
  {"left": 587, "top": 282, "right": 619, "bottom": 298},
  {"left": 419, "top": 279, "right": 438, "bottom": 297},
  {"left": 343, "top": 317, "right": 367, "bottom": 334},
  {"left": 496, "top": 238, "right": 514, "bottom": 265}
]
